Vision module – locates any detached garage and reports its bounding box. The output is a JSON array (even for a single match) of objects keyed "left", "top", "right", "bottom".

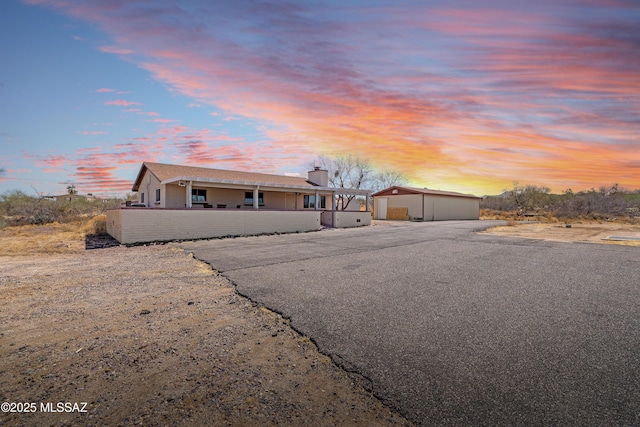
[{"left": 372, "top": 186, "right": 481, "bottom": 221}]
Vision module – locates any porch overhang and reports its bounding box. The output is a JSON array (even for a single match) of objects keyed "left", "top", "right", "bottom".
[{"left": 161, "top": 176, "right": 371, "bottom": 196}]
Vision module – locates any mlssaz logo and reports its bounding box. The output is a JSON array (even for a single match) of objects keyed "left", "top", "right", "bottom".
[{"left": 40, "top": 402, "right": 88, "bottom": 413}]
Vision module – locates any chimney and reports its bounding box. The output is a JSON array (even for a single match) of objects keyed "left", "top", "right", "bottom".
[{"left": 307, "top": 167, "right": 328, "bottom": 187}]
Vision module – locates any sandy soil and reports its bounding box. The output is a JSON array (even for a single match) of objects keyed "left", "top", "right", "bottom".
[
  {"left": 0, "top": 245, "right": 410, "bottom": 426},
  {"left": 480, "top": 221, "right": 640, "bottom": 245}
]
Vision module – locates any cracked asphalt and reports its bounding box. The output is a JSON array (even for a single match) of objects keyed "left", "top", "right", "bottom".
[{"left": 179, "top": 220, "right": 640, "bottom": 426}]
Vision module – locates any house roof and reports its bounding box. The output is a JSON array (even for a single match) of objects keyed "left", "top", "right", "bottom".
[
  {"left": 372, "top": 186, "right": 481, "bottom": 199},
  {"left": 132, "top": 162, "right": 370, "bottom": 195},
  {"left": 133, "top": 162, "right": 315, "bottom": 192}
]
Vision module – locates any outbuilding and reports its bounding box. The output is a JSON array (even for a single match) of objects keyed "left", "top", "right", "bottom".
[{"left": 372, "top": 186, "right": 481, "bottom": 221}]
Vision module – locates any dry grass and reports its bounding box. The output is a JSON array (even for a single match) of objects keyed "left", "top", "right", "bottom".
[{"left": 0, "top": 215, "right": 106, "bottom": 256}]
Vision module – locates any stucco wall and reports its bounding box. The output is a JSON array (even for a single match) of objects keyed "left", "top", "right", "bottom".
[
  {"left": 165, "top": 184, "right": 185, "bottom": 208},
  {"left": 106, "top": 208, "right": 322, "bottom": 244},
  {"left": 137, "top": 171, "right": 163, "bottom": 207},
  {"left": 160, "top": 184, "right": 334, "bottom": 211}
]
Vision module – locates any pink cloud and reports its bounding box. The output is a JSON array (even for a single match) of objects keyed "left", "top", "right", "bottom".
[
  {"left": 71, "top": 142, "right": 167, "bottom": 193},
  {"left": 26, "top": 0, "right": 640, "bottom": 194},
  {"left": 95, "top": 87, "right": 115, "bottom": 93},
  {"left": 23, "top": 153, "right": 69, "bottom": 168},
  {"left": 99, "top": 45, "right": 133, "bottom": 55},
  {"left": 104, "top": 99, "right": 141, "bottom": 107}
]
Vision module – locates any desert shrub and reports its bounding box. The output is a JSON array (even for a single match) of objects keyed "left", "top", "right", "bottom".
[
  {"left": 480, "top": 195, "right": 518, "bottom": 211},
  {"left": 0, "top": 190, "right": 124, "bottom": 226},
  {"left": 0, "top": 190, "right": 59, "bottom": 225},
  {"left": 483, "top": 183, "right": 640, "bottom": 221},
  {"left": 553, "top": 185, "right": 633, "bottom": 219},
  {"left": 481, "top": 183, "right": 554, "bottom": 212}
]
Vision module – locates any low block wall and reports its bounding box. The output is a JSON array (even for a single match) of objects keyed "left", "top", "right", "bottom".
[
  {"left": 332, "top": 211, "right": 371, "bottom": 228},
  {"left": 106, "top": 208, "right": 321, "bottom": 244}
]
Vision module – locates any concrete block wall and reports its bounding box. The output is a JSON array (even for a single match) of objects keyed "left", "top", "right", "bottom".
[
  {"left": 106, "top": 209, "right": 321, "bottom": 244},
  {"left": 333, "top": 211, "right": 371, "bottom": 228}
]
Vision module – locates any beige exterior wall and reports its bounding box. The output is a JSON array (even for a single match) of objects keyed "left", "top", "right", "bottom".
[
  {"left": 373, "top": 197, "right": 384, "bottom": 219},
  {"left": 295, "top": 193, "right": 334, "bottom": 211},
  {"left": 385, "top": 194, "right": 424, "bottom": 220},
  {"left": 149, "top": 181, "right": 336, "bottom": 211},
  {"left": 424, "top": 195, "right": 479, "bottom": 220},
  {"left": 165, "top": 184, "right": 185, "bottom": 208},
  {"left": 136, "top": 171, "right": 163, "bottom": 207},
  {"left": 373, "top": 194, "right": 479, "bottom": 221},
  {"left": 106, "top": 208, "right": 321, "bottom": 244}
]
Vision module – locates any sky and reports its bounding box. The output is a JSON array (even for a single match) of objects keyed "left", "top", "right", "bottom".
[{"left": 1, "top": 0, "right": 639, "bottom": 197}]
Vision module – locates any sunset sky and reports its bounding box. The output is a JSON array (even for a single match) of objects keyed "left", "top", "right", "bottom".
[{"left": 1, "top": 0, "right": 639, "bottom": 197}]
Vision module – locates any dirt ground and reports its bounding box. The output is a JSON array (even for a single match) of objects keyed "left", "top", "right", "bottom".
[
  {"left": 480, "top": 221, "right": 640, "bottom": 246},
  {"left": 0, "top": 243, "right": 411, "bottom": 426},
  {"left": 2, "top": 220, "right": 638, "bottom": 426}
]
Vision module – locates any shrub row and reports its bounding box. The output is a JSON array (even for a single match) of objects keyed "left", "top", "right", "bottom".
[
  {"left": 0, "top": 190, "right": 123, "bottom": 228},
  {"left": 481, "top": 184, "right": 640, "bottom": 219}
]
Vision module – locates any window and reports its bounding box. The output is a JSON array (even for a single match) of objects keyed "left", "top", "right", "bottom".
[
  {"left": 155, "top": 189, "right": 161, "bottom": 202},
  {"left": 244, "top": 191, "right": 264, "bottom": 205},
  {"left": 191, "top": 188, "right": 206, "bottom": 202},
  {"left": 140, "top": 193, "right": 145, "bottom": 203},
  {"left": 304, "top": 195, "right": 326, "bottom": 209}
]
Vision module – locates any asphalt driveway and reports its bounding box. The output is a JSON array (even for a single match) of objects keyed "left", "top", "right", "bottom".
[{"left": 179, "top": 220, "right": 640, "bottom": 426}]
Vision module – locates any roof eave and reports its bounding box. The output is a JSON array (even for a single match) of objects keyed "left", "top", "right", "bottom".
[{"left": 131, "top": 163, "right": 149, "bottom": 192}]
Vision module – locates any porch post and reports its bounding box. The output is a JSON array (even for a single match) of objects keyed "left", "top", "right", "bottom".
[
  {"left": 253, "top": 186, "right": 259, "bottom": 210},
  {"left": 314, "top": 190, "right": 319, "bottom": 211},
  {"left": 332, "top": 191, "right": 336, "bottom": 227},
  {"left": 366, "top": 192, "right": 370, "bottom": 211},
  {"left": 186, "top": 181, "right": 192, "bottom": 208}
]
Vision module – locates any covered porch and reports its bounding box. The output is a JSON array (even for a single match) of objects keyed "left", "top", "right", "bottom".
[{"left": 161, "top": 175, "right": 371, "bottom": 227}]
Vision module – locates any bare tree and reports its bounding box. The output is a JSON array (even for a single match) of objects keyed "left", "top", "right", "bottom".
[
  {"left": 307, "top": 155, "right": 369, "bottom": 210},
  {"left": 308, "top": 155, "right": 407, "bottom": 210},
  {"left": 370, "top": 170, "right": 407, "bottom": 193}
]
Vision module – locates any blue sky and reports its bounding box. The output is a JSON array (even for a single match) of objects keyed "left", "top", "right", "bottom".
[{"left": 1, "top": 0, "right": 639, "bottom": 197}]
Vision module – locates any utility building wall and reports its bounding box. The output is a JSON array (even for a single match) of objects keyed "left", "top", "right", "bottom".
[
  {"left": 423, "top": 195, "right": 480, "bottom": 221},
  {"left": 384, "top": 195, "right": 424, "bottom": 220},
  {"left": 374, "top": 194, "right": 480, "bottom": 221}
]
